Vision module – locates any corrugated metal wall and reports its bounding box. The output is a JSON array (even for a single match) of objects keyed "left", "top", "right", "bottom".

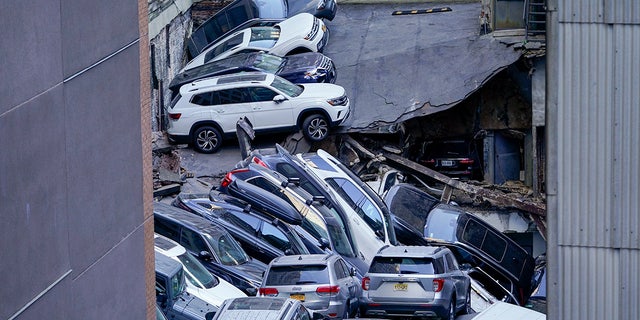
[{"left": 552, "top": 0, "right": 640, "bottom": 318}]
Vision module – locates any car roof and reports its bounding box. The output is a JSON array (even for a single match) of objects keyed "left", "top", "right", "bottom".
[
  {"left": 155, "top": 251, "right": 183, "bottom": 276},
  {"left": 168, "top": 52, "right": 264, "bottom": 91},
  {"left": 216, "top": 297, "right": 296, "bottom": 319},
  {"left": 270, "top": 253, "right": 337, "bottom": 266},
  {"left": 376, "top": 245, "right": 445, "bottom": 257},
  {"left": 154, "top": 233, "right": 186, "bottom": 258},
  {"left": 180, "top": 72, "right": 273, "bottom": 94},
  {"left": 153, "top": 202, "right": 228, "bottom": 237}
]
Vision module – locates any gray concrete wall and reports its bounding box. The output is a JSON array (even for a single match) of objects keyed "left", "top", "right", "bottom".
[{"left": 0, "top": 0, "right": 153, "bottom": 319}]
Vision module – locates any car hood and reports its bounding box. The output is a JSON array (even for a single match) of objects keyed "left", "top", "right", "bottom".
[
  {"left": 235, "top": 258, "right": 268, "bottom": 281},
  {"left": 298, "top": 83, "right": 345, "bottom": 99},
  {"left": 279, "top": 52, "right": 327, "bottom": 74},
  {"left": 189, "top": 279, "right": 247, "bottom": 308},
  {"left": 276, "top": 13, "right": 316, "bottom": 41}
]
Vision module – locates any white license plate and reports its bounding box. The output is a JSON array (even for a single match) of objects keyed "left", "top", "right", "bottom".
[
  {"left": 394, "top": 283, "right": 408, "bottom": 291},
  {"left": 440, "top": 160, "right": 454, "bottom": 167}
]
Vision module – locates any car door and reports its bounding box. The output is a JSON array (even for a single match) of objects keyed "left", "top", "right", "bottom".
[
  {"left": 444, "top": 252, "right": 469, "bottom": 308},
  {"left": 246, "top": 85, "right": 295, "bottom": 131},
  {"left": 334, "top": 258, "right": 359, "bottom": 310},
  {"left": 205, "top": 88, "right": 254, "bottom": 133}
]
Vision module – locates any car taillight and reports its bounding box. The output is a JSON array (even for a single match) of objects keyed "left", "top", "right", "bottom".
[
  {"left": 259, "top": 287, "right": 278, "bottom": 296},
  {"left": 220, "top": 168, "right": 249, "bottom": 188},
  {"left": 433, "top": 278, "right": 445, "bottom": 292},
  {"left": 459, "top": 159, "right": 474, "bottom": 165},
  {"left": 316, "top": 285, "right": 340, "bottom": 296},
  {"left": 424, "top": 159, "right": 436, "bottom": 165},
  {"left": 252, "top": 156, "right": 268, "bottom": 168},
  {"left": 362, "top": 277, "right": 370, "bottom": 290},
  {"left": 168, "top": 113, "right": 181, "bottom": 120}
]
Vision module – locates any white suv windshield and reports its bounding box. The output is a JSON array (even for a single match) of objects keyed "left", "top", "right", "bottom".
[{"left": 271, "top": 76, "right": 303, "bottom": 97}]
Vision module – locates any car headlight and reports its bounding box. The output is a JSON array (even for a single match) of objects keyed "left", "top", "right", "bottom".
[
  {"left": 304, "top": 68, "right": 328, "bottom": 81},
  {"left": 305, "top": 18, "right": 320, "bottom": 40},
  {"left": 327, "top": 95, "right": 348, "bottom": 106}
]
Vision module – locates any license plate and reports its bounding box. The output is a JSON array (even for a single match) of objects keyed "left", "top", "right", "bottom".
[
  {"left": 440, "top": 160, "right": 454, "bottom": 167},
  {"left": 394, "top": 283, "right": 408, "bottom": 291},
  {"left": 290, "top": 294, "right": 305, "bottom": 301}
]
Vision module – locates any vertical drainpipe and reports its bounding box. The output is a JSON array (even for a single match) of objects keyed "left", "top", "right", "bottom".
[{"left": 545, "top": 0, "right": 559, "bottom": 318}]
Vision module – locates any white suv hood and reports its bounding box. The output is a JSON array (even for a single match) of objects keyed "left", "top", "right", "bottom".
[
  {"left": 276, "top": 13, "right": 315, "bottom": 42},
  {"left": 298, "top": 83, "right": 345, "bottom": 100}
]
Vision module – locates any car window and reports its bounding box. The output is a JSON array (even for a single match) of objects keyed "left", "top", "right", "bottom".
[
  {"left": 265, "top": 265, "right": 329, "bottom": 285},
  {"left": 260, "top": 223, "right": 291, "bottom": 251},
  {"left": 156, "top": 275, "right": 167, "bottom": 295},
  {"left": 248, "top": 86, "right": 279, "bottom": 102},
  {"left": 445, "top": 252, "right": 458, "bottom": 272},
  {"left": 294, "top": 304, "right": 311, "bottom": 320},
  {"left": 180, "top": 229, "right": 209, "bottom": 255},
  {"left": 216, "top": 87, "right": 252, "bottom": 104},
  {"left": 327, "top": 178, "right": 385, "bottom": 238},
  {"left": 206, "top": 232, "right": 250, "bottom": 265},
  {"left": 275, "top": 163, "right": 323, "bottom": 196},
  {"left": 369, "top": 257, "right": 435, "bottom": 274},
  {"left": 154, "top": 216, "right": 181, "bottom": 240},
  {"left": 191, "top": 92, "right": 220, "bottom": 106},
  {"left": 462, "top": 219, "right": 507, "bottom": 262},
  {"left": 177, "top": 252, "right": 219, "bottom": 289},
  {"left": 204, "top": 33, "right": 245, "bottom": 63},
  {"left": 424, "top": 209, "right": 459, "bottom": 242},
  {"left": 227, "top": 4, "right": 250, "bottom": 26},
  {"left": 221, "top": 210, "right": 261, "bottom": 234},
  {"left": 334, "top": 260, "right": 347, "bottom": 279}
]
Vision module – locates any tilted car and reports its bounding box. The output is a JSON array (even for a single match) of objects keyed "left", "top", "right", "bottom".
[
  {"left": 259, "top": 254, "right": 361, "bottom": 319},
  {"left": 172, "top": 189, "right": 315, "bottom": 265},
  {"left": 154, "top": 233, "right": 246, "bottom": 307},
  {"left": 153, "top": 202, "right": 267, "bottom": 296},
  {"left": 211, "top": 296, "right": 326, "bottom": 320},
  {"left": 169, "top": 51, "right": 337, "bottom": 99},
  {"left": 415, "top": 139, "right": 482, "bottom": 180},
  {"left": 186, "top": 0, "right": 338, "bottom": 59},
  {"left": 154, "top": 252, "right": 218, "bottom": 320},
  {"left": 360, "top": 245, "right": 471, "bottom": 320},
  {"left": 423, "top": 203, "right": 536, "bottom": 305},
  {"left": 182, "top": 13, "right": 329, "bottom": 72},
  {"left": 218, "top": 163, "right": 368, "bottom": 276},
  {"left": 236, "top": 143, "right": 392, "bottom": 265},
  {"left": 166, "top": 72, "right": 349, "bottom": 153}
]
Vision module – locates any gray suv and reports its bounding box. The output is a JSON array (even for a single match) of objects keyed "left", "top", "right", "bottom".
[
  {"left": 360, "top": 245, "right": 471, "bottom": 320},
  {"left": 259, "top": 254, "right": 360, "bottom": 319}
]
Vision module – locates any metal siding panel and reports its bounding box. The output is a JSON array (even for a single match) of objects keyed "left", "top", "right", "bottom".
[
  {"left": 614, "top": 25, "right": 640, "bottom": 249},
  {"left": 559, "top": 247, "right": 620, "bottom": 319},
  {"left": 560, "top": 0, "right": 604, "bottom": 23},
  {"left": 606, "top": 0, "right": 640, "bottom": 24},
  {"left": 620, "top": 249, "right": 640, "bottom": 319},
  {"left": 558, "top": 23, "right": 614, "bottom": 248}
]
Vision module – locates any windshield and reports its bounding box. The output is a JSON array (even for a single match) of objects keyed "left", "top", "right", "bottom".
[
  {"left": 271, "top": 76, "right": 303, "bottom": 97},
  {"left": 312, "top": 205, "right": 356, "bottom": 257},
  {"left": 177, "top": 252, "right": 219, "bottom": 289},
  {"left": 205, "top": 233, "right": 250, "bottom": 265},
  {"left": 248, "top": 27, "right": 279, "bottom": 49},
  {"left": 369, "top": 257, "right": 435, "bottom": 275},
  {"left": 424, "top": 208, "right": 460, "bottom": 242},
  {"left": 252, "top": 53, "right": 285, "bottom": 73},
  {"left": 171, "top": 268, "right": 187, "bottom": 295},
  {"left": 266, "top": 265, "right": 329, "bottom": 285}
]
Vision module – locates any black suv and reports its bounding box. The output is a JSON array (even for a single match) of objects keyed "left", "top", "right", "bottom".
[
  {"left": 423, "top": 203, "right": 535, "bottom": 305},
  {"left": 153, "top": 202, "right": 267, "bottom": 296}
]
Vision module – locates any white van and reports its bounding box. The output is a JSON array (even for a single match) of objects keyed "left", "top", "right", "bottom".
[{"left": 154, "top": 233, "right": 246, "bottom": 307}]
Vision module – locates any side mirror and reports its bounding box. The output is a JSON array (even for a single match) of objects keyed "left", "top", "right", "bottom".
[
  {"left": 199, "top": 251, "right": 213, "bottom": 261},
  {"left": 375, "top": 229, "right": 385, "bottom": 241},
  {"left": 284, "top": 248, "right": 294, "bottom": 255},
  {"left": 319, "top": 238, "right": 331, "bottom": 250},
  {"left": 460, "top": 263, "right": 472, "bottom": 271},
  {"left": 350, "top": 267, "right": 357, "bottom": 277},
  {"left": 273, "top": 95, "right": 286, "bottom": 103}
]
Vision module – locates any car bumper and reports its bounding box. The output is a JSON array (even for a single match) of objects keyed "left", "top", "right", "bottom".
[
  {"left": 306, "top": 300, "right": 346, "bottom": 319},
  {"left": 168, "top": 133, "right": 190, "bottom": 145},
  {"left": 359, "top": 299, "right": 450, "bottom": 319}
]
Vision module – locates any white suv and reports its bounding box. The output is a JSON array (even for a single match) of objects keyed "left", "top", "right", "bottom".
[
  {"left": 167, "top": 72, "right": 350, "bottom": 153},
  {"left": 182, "top": 13, "right": 329, "bottom": 72}
]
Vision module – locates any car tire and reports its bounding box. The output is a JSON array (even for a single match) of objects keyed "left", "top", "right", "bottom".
[
  {"left": 302, "top": 114, "right": 329, "bottom": 142},
  {"left": 193, "top": 126, "right": 222, "bottom": 154}
]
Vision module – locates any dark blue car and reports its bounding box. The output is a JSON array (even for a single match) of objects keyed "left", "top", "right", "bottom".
[{"left": 169, "top": 52, "right": 336, "bottom": 98}]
